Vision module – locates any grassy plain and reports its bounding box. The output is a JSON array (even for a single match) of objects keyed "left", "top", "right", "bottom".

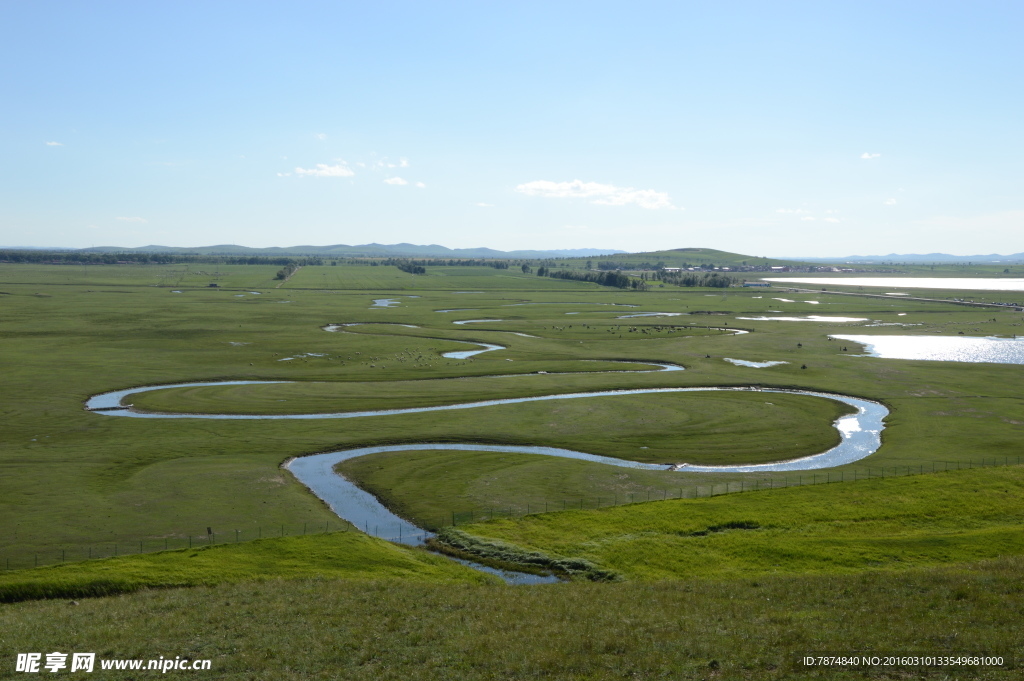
[
  {"left": 2, "top": 260, "right": 1023, "bottom": 676},
  {"left": 0, "top": 533, "right": 488, "bottom": 602},
  {"left": 444, "top": 465, "right": 1024, "bottom": 580},
  {"left": 1, "top": 558, "right": 1022, "bottom": 679}
]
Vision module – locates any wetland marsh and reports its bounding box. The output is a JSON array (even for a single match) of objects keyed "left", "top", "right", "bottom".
[{"left": 2, "top": 259, "right": 1023, "bottom": 677}]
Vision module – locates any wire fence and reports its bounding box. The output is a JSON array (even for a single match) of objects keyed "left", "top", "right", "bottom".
[
  {"left": 441, "top": 456, "right": 1024, "bottom": 527},
  {"left": 3, "top": 456, "right": 1020, "bottom": 571},
  {"left": 1, "top": 521, "right": 350, "bottom": 572}
]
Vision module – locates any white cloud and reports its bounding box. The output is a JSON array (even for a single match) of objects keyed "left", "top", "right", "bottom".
[
  {"left": 295, "top": 163, "right": 355, "bottom": 178},
  {"left": 884, "top": 198, "right": 897, "bottom": 205},
  {"left": 415, "top": 181, "right": 426, "bottom": 188},
  {"left": 515, "top": 179, "right": 675, "bottom": 210},
  {"left": 823, "top": 217, "right": 841, "bottom": 223},
  {"left": 315, "top": 133, "right": 327, "bottom": 141},
  {"left": 276, "top": 172, "right": 292, "bottom": 177},
  {"left": 384, "top": 177, "right": 408, "bottom": 185},
  {"left": 861, "top": 152, "right": 881, "bottom": 159},
  {"left": 475, "top": 202, "right": 494, "bottom": 207},
  {"left": 776, "top": 208, "right": 810, "bottom": 214},
  {"left": 116, "top": 216, "right": 147, "bottom": 224},
  {"left": 45, "top": 141, "right": 62, "bottom": 146},
  {"left": 400, "top": 158, "right": 410, "bottom": 168},
  {"left": 800, "top": 216, "right": 816, "bottom": 221}
]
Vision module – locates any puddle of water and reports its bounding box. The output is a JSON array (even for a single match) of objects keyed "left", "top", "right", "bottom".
[
  {"left": 737, "top": 316, "right": 868, "bottom": 322},
  {"left": 448, "top": 558, "right": 560, "bottom": 584},
  {"left": 371, "top": 299, "right": 400, "bottom": 308},
  {"left": 279, "top": 353, "right": 328, "bottom": 361},
  {"left": 616, "top": 312, "right": 686, "bottom": 318},
  {"left": 442, "top": 342, "right": 505, "bottom": 359},
  {"left": 324, "top": 323, "right": 420, "bottom": 331},
  {"left": 436, "top": 309, "right": 477, "bottom": 313},
  {"left": 228, "top": 342, "right": 250, "bottom": 346},
  {"left": 565, "top": 312, "right": 580, "bottom": 315},
  {"left": 234, "top": 294, "right": 246, "bottom": 297},
  {"left": 723, "top": 358, "right": 788, "bottom": 368},
  {"left": 831, "top": 334, "right": 1024, "bottom": 364},
  {"left": 503, "top": 302, "right": 639, "bottom": 307},
  {"left": 453, "top": 319, "right": 503, "bottom": 325},
  {"left": 885, "top": 293, "right": 909, "bottom": 296},
  {"left": 171, "top": 290, "right": 182, "bottom": 293},
  {"left": 803, "top": 301, "right": 820, "bottom": 304},
  {"left": 772, "top": 298, "right": 795, "bottom": 303},
  {"left": 864, "top": 322, "right": 922, "bottom": 327},
  {"left": 766, "top": 277, "right": 1024, "bottom": 292}
]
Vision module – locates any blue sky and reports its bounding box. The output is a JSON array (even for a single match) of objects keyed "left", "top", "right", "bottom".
[{"left": 2, "top": 1, "right": 1021, "bottom": 256}]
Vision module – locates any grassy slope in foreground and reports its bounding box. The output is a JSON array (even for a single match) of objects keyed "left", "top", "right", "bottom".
[
  {"left": 2, "top": 558, "right": 1022, "bottom": 680},
  {"left": 447, "top": 466, "right": 1024, "bottom": 580},
  {"left": 0, "top": 533, "right": 490, "bottom": 602}
]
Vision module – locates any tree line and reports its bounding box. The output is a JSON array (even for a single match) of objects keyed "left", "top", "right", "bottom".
[{"left": 0, "top": 250, "right": 323, "bottom": 267}]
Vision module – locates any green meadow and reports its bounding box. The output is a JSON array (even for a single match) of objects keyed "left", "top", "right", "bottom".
[{"left": 2, "top": 258, "right": 1023, "bottom": 677}]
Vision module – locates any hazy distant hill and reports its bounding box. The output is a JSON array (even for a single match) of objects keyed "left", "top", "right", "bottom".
[
  {"left": 73, "top": 243, "right": 626, "bottom": 259},
  {"left": 795, "top": 253, "right": 1024, "bottom": 264},
  {"left": 584, "top": 247, "right": 812, "bottom": 268}
]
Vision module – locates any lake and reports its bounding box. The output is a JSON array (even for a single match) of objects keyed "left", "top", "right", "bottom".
[
  {"left": 765, "top": 277, "right": 1024, "bottom": 293},
  {"left": 831, "top": 334, "right": 1024, "bottom": 364}
]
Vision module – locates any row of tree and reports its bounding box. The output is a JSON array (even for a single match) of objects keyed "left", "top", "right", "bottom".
[
  {"left": 536, "top": 267, "right": 646, "bottom": 289},
  {"left": 0, "top": 250, "right": 324, "bottom": 267},
  {"left": 395, "top": 261, "right": 426, "bottom": 274},
  {"left": 381, "top": 258, "right": 509, "bottom": 269},
  {"left": 656, "top": 271, "right": 733, "bottom": 288}
]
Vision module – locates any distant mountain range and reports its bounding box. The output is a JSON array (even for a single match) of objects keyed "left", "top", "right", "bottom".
[
  {"left": 52, "top": 243, "right": 626, "bottom": 259},
  {"left": 795, "top": 253, "right": 1024, "bottom": 264}
]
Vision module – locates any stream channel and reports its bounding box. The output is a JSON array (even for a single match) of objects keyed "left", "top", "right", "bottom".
[{"left": 86, "top": 383, "right": 886, "bottom": 584}]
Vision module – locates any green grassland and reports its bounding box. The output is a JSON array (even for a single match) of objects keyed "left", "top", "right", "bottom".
[
  {"left": 1, "top": 558, "right": 1022, "bottom": 679},
  {"left": 442, "top": 465, "right": 1024, "bottom": 580},
  {"left": 2, "top": 260, "right": 1024, "bottom": 677},
  {"left": 0, "top": 533, "right": 489, "bottom": 602}
]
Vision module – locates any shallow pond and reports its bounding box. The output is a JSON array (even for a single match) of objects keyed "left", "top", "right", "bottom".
[
  {"left": 442, "top": 341, "right": 506, "bottom": 359},
  {"left": 737, "top": 316, "right": 868, "bottom": 322},
  {"left": 724, "top": 358, "right": 788, "bottom": 368},
  {"left": 831, "top": 334, "right": 1024, "bottom": 364},
  {"left": 323, "top": 323, "right": 420, "bottom": 331},
  {"left": 617, "top": 312, "right": 685, "bottom": 318},
  {"left": 765, "top": 277, "right": 1024, "bottom": 292}
]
